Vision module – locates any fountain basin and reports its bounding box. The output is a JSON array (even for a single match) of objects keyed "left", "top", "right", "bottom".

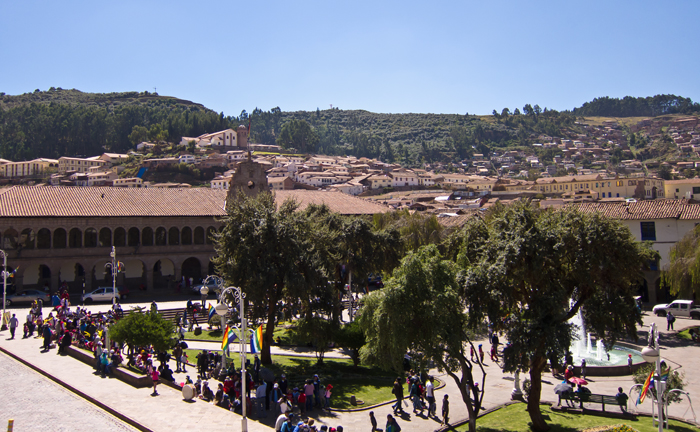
[{"left": 568, "top": 342, "right": 647, "bottom": 376}]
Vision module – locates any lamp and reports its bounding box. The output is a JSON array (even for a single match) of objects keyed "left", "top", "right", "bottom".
[{"left": 643, "top": 323, "right": 665, "bottom": 432}]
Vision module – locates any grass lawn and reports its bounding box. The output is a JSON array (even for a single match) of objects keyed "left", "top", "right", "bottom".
[
  {"left": 184, "top": 322, "right": 296, "bottom": 344},
  {"left": 177, "top": 350, "right": 400, "bottom": 409},
  {"left": 457, "top": 403, "right": 696, "bottom": 432}
]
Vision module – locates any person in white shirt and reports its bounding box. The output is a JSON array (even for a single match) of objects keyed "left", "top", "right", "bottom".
[
  {"left": 256, "top": 382, "right": 268, "bottom": 418},
  {"left": 426, "top": 377, "right": 436, "bottom": 417}
]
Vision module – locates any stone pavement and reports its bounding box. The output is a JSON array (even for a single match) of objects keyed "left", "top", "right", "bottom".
[
  {"left": 1, "top": 300, "right": 699, "bottom": 431},
  {"left": 0, "top": 350, "right": 139, "bottom": 432}
]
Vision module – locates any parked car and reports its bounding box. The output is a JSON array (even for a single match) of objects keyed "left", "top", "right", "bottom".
[
  {"left": 191, "top": 280, "right": 221, "bottom": 295},
  {"left": 652, "top": 299, "right": 700, "bottom": 319},
  {"left": 5, "top": 289, "right": 51, "bottom": 307},
  {"left": 82, "top": 286, "right": 129, "bottom": 303}
]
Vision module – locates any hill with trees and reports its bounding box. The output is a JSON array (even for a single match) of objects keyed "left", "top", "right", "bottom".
[{"left": 1, "top": 89, "right": 698, "bottom": 168}]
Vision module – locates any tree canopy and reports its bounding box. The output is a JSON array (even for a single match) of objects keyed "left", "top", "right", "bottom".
[
  {"left": 108, "top": 307, "right": 175, "bottom": 353},
  {"left": 662, "top": 224, "right": 700, "bottom": 298},
  {"left": 213, "top": 191, "right": 400, "bottom": 364},
  {"left": 451, "top": 202, "right": 656, "bottom": 432},
  {"left": 358, "top": 245, "right": 485, "bottom": 432}
]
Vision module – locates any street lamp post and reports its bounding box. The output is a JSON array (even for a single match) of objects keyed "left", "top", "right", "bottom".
[
  {"left": 109, "top": 247, "right": 117, "bottom": 306},
  {"left": 641, "top": 322, "right": 666, "bottom": 432},
  {"left": 1, "top": 249, "right": 8, "bottom": 331},
  {"left": 219, "top": 286, "right": 247, "bottom": 432}
]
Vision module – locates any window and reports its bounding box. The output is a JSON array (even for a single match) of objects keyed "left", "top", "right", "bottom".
[
  {"left": 640, "top": 222, "right": 656, "bottom": 241},
  {"left": 693, "top": 187, "right": 700, "bottom": 194}
]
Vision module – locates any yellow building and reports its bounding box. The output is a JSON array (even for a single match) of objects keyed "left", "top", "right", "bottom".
[
  {"left": 663, "top": 179, "right": 700, "bottom": 199},
  {"left": 58, "top": 157, "right": 107, "bottom": 174},
  {"left": 0, "top": 158, "right": 58, "bottom": 178}
]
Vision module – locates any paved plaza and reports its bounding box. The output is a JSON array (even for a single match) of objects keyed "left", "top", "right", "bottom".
[{"left": 0, "top": 298, "right": 698, "bottom": 431}]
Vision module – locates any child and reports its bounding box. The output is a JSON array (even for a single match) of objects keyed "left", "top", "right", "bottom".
[
  {"left": 151, "top": 367, "right": 160, "bottom": 396},
  {"left": 369, "top": 411, "right": 377, "bottom": 432},
  {"left": 324, "top": 384, "right": 333, "bottom": 409},
  {"left": 478, "top": 344, "right": 485, "bottom": 363},
  {"left": 441, "top": 394, "right": 449, "bottom": 425},
  {"left": 470, "top": 345, "right": 476, "bottom": 362}
]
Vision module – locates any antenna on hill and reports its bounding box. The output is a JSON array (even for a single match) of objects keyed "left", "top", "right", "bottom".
[
  {"left": 330, "top": 104, "right": 332, "bottom": 109},
  {"left": 153, "top": 87, "right": 157, "bottom": 94}
]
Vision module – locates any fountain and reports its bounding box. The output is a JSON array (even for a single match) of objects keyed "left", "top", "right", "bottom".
[{"left": 567, "top": 302, "right": 644, "bottom": 375}]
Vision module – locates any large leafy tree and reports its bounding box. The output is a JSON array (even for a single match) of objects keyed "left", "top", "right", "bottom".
[
  {"left": 662, "top": 224, "right": 700, "bottom": 298},
  {"left": 214, "top": 192, "right": 400, "bottom": 365},
  {"left": 454, "top": 202, "right": 656, "bottom": 432},
  {"left": 214, "top": 191, "right": 306, "bottom": 365},
  {"left": 358, "top": 245, "right": 486, "bottom": 432}
]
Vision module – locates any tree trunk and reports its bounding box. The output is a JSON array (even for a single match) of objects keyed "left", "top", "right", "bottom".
[
  {"left": 527, "top": 357, "right": 550, "bottom": 432},
  {"left": 261, "top": 295, "right": 278, "bottom": 365}
]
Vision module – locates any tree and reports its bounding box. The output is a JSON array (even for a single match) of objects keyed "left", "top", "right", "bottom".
[
  {"left": 453, "top": 202, "right": 657, "bottom": 432},
  {"left": 662, "top": 224, "right": 700, "bottom": 298},
  {"left": 276, "top": 119, "right": 319, "bottom": 153},
  {"left": 109, "top": 307, "right": 175, "bottom": 354},
  {"left": 214, "top": 191, "right": 306, "bottom": 365},
  {"left": 335, "top": 321, "right": 365, "bottom": 367},
  {"left": 294, "top": 316, "right": 339, "bottom": 365},
  {"left": 658, "top": 165, "right": 673, "bottom": 180},
  {"left": 358, "top": 245, "right": 486, "bottom": 432},
  {"left": 128, "top": 125, "right": 149, "bottom": 145}
]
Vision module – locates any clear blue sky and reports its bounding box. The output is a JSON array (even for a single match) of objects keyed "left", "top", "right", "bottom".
[{"left": 2, "top": 1, "right": 698, "bottom": 116}]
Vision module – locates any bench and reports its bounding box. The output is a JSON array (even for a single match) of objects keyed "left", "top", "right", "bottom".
[{"left": 561, "top": 393, "right": 622, "bottom": 411}]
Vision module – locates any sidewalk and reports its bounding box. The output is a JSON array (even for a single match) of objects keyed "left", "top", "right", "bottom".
[{"left": 0, "top": 333, "right": 275, "bottom": 432}]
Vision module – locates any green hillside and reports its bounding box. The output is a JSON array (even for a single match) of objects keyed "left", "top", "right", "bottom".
[{"left": 1, "top": 89, "right": 697, "bottom": 168}]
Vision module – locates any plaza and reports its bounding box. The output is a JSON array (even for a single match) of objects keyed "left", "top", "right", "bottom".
[{"left": 0, "top": 296, "right": 698, "bottom": 432}]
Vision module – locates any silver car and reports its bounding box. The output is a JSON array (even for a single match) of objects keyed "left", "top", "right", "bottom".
[
  {"left": 82, "top": 287, "right": 127, "bottom": 303},
  {"left": 5, "top": 289, "right": 51, "bottom": 307}
]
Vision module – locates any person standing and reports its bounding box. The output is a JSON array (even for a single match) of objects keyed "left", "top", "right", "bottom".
[
  {"left": 256, "top": 381, "right": 268, "bottom": 418},
  {"left": 8, "top": 314, "right": 19, "bottom": 339},
  {"left": 581, "top": 358, "right": 587, "bottom": 379},
  {"left": 391, "top": 378, "right": 404, "bottom": 413},
  {"left": 425, "top": 377, "right": 436, "bottom": 417},
  {"left": 41, "top": 322, "right": 52, "bottom": 351},
  {"left": 409, "top": 378, "right": 422, "bottom": 414},
  {"left": 369, "top": 411, "right": 377, "bottom": 432},
  {"left": 441, "top": 394, "right": 450, "bottom": 425},
  {"left": 667, "top": 311, "right": 675, "bottom": 331}
]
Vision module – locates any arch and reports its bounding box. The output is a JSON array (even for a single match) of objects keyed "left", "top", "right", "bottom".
[
  {"left": 128, "top": 227, "right": 140, "bottom": 247},
  {"left": 114, "top": 227, "right": 126, "bottom": 247},
  {"left": 37, "top": 228, "right": 51, "bottom": 249},
  {"left": 3, "top": 229, "right": 18, "bottom": 250},
  {"left": 20, "top": 228, "right": 35, "bottom": 249},
  {"left": 22, "top": 263, "right": 51, "bottom": 287},
  {"left": 142, "top": 227, "right": 154, "bottom": 246},
  {"left": 69, "top": 228, "right": 82, "bottom": 248},
  {"left": 84, "top": 228, "right": 97, "bottom": 248},
  {"left": 168, "top": 227, "right": 180, "bottom": 246},
  {"left": 206, "top": 226, "right": 217, "bottom": 245},
  {"left": 155, "top": 227, "right": 167, "bottom": 246},
  {"left": 194, "top": 226, "right": 205, "bottom": 245},
  {"left": 99, "top": 228, "right": 112, "bottom": 247},
  {"left": 59, "top": 262, "right": 85, "bottom": 292},
  {"left": 182, "top": 257, "right": 202, "bottom": 282},
  {"left": 53, "top": 228, "right": 67, "bottom": 249},
  {"left": 654, "top": 277, "right": 675, "bottom": 305},
  {"left": 181, "top": 227, "right": 192, "bottom": 245},
  {"left": 636, "top": 278, "right": 649, "bottom": 303},
  {"left": 153, "top": 258, "right": 175, "bottom": 289}
]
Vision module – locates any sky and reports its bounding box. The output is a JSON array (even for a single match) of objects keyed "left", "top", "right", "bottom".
[{"left": 1, "top": 1, "right": 699, "bottom": 116}]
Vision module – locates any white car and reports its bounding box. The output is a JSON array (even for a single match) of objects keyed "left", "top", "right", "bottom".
[
  {"left": 82, "top": 287, "right": 128, "bottom": 303},
  {"left": 652, "top": 299, "right": 700, "bottom": 319}
]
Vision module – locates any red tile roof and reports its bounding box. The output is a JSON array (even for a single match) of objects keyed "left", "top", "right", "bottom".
[
  {"left": 571, "top": 199, "right": 700, "bottom": 220},
  {"left": 0, "top": 186, "right": 228, "bottom": 218},
  {"left": 0, "top": 186, "right": 390, "bottom": 218},
  {"left": 274, "top": 190, "right": 390, "bottom": 215}
]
